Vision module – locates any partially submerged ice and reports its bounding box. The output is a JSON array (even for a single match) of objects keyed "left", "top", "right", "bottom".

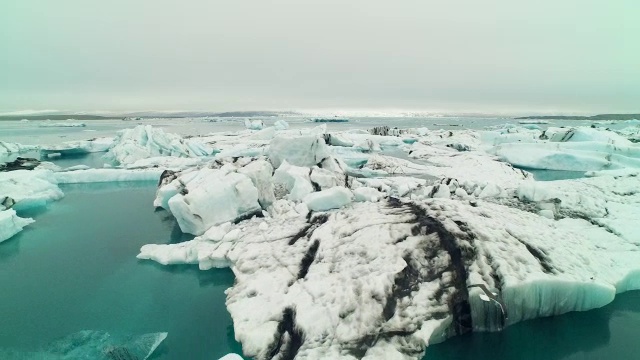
[
  {"left": 0, "top": 330, "right": 167, "bottom": 360},
  {"left": 0, "top": 209, "right": 34, "bottom": 243}
]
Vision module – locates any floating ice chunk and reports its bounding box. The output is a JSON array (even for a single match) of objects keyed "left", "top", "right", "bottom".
[
  {"left": 60, "top": 165, "right": 91, "bottom": 172},
  {"left": 125, "top": 156, "right": 204, "bottom": 170},
  {"left": 138, "top": 238, "right": 234, "bottom": 269},
  {"left": 353, "top": 187, "right": 383, "bottom": 202},
  {"left": 354, "top": 138, "right": 381, "bottom": 152},
  {"left": 0, "top": 330, "right": 168, "bottom": 360},
  {"left": 40, "top": 137, "right": 114, "bottom": 156},
  {"left": 249, "top": 126, "right": 277, "bottom": 140},
  {"left": 274, "top": 119, "right": 289, "bottom": 130},
  {"left": 272, "top": 161, "right": 314, "bottom": 202},
  {"left": 0, "top": 141, "right": 39, "bottom": 156},
  {"left": 0, "top": 170, "right": 64, "bottom": 210},
  {"left": 53, "top": 168, "right": 163, "bottom": 184},
  {"left": 545, "top": 127, "right": 632, "bottom": 144},
  {"left": 218, "top": 354, "right": 244, "bottom": 360},
  {"left": 0, "top": 209, "right": 34, "bottom": 243},
  {"left": 238, "top": 159, "right": 276, "bottom": 209},
  {"left": 47, "top": 330, "right": 166, "bottom": 360},
  {"left": 38, "top": 121, "right": 86, "bottom": 127},
  {"left": 324, "top": 133, "right": 354, "bottom": 147},
  {"left": 267, "top": 134, "right": 331, "bottom": 168},
  {"left": 310, "top": 166, "right": 340, "bottom": 190},
  {"left": 168, "top": 169, "right": 261, "bottom": 235},
  {"left": 104, "top": 125, "right": 215, "bottom": 165},
  {"left": 244, "top": 119, "right": 264, "bottom": 130},
  {"left": 518, "top": 120, "right": 549, "bottom": 124},
  {"left": 303, "top": 186, "right": 353, "bottom": 211}
]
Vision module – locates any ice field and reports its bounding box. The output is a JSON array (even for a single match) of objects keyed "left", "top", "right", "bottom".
[{"left": 1, "top": 115, "right": 640, "bottom": 359}]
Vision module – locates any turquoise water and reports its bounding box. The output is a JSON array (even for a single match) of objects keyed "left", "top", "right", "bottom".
[
  {"left": 0, "top": 182, "right": 241, "bottom": 359},
  {"left": 425, "top": 291, "right": 640, "bottom": 360},
  {"left": 516, "top": 167, "right": 587, "bottom": 181}
]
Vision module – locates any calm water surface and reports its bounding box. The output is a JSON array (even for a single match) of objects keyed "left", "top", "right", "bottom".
[
  {"left": 426, "top": 291, "right": 640, "bottom": 360},
  {"left": 0, "top": 182, "right": 241, "bottom": 359}
]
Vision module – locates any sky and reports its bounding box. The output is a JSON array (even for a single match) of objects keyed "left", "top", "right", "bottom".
[{"left": 1, "top": 0, "right": 638, "bottom": 114}]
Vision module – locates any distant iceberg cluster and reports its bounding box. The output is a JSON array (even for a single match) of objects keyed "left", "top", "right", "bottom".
[{"left": 2, "top": 120, "right": 640, "bottom": 359}]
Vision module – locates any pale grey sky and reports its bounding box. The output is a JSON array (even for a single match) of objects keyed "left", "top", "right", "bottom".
[{"left": 1, "top": 0, "right": 638, "bottom": 114}]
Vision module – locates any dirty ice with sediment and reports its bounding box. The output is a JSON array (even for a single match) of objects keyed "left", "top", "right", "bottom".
[{"left": 1, "top": 116, "right": 640, "bottom": 359}]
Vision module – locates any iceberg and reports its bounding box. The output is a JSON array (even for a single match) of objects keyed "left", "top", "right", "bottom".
[
  {"left": 272, "top": 161, "right": 315, "bottom": 202},
  {"left": 0, "top": 170, "right": 64, "bottom": 210},
  {"left": 0, "top": 209, "right": 34, "bottom": 243},
  {"left": 303, "top": 186, "right": 353, "bottom": 211},
  {"left": 141, "top": 195, "right": 640, "bottom": 359},
  {"left": 267, "top": 134, "right": 331, "bottom": 168},
  {"left": 104, "top": 125, "right": 215, "bottom": 165},
  {"left": 244, "top": 119, "right": 264, "bottom": 130},
  {"left": 40, "top": 137, "right": 114, "bottom": 156},
  {"left": 0, "top": 330, "right": 167, "bottom": 360},
  {"left": 112, "top": 122, "right": 639, "bottom": 359},
  {"left": 37, "top": 121, "right": 86, "bottom": 127},
  {"left": 166, "top": 168, "right": 261, "bottom": 235},
  {"left": 487, "top": 127, "right": 640, "bottom": 172}
]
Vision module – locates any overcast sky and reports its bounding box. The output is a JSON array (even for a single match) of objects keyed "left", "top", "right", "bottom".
[{"left": 1, "top": 0, "right": 638, "bottom": 114}]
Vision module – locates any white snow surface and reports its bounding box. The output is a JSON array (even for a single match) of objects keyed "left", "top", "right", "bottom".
[{"left": 303, "top": 186, "right": 353, "bottom": 211}]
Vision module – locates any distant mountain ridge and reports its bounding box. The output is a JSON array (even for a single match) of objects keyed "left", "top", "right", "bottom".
[{"left": 0, "top": 110, "right": 299, "bottom": 121}]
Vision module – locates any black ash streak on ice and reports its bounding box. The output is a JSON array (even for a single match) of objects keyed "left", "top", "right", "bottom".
[
  {"left": 400, "top": 199, "right": 476, "bottom": 336},
  {"left": 264, "top": 197, "right": 492, "bottom": 359}
]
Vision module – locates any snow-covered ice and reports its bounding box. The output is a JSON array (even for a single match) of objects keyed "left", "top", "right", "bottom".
[{"left": 104, "top": 125, "right": 215, "bottom": 165}]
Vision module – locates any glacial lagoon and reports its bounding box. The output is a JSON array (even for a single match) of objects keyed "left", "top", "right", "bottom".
[
  {"left": 1, "top": 117, "right": 639, "bottom": 359},
  {"left": 1, "top": 181, "right": 639, "bottom": 359}
]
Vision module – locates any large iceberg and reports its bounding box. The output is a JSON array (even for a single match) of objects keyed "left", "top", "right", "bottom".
[
  {"left": 488, "top": 127, "right": 640, "bottom": 171},
  {"left": 140, "top": 194, "right": 640, "bottom": 359}
]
